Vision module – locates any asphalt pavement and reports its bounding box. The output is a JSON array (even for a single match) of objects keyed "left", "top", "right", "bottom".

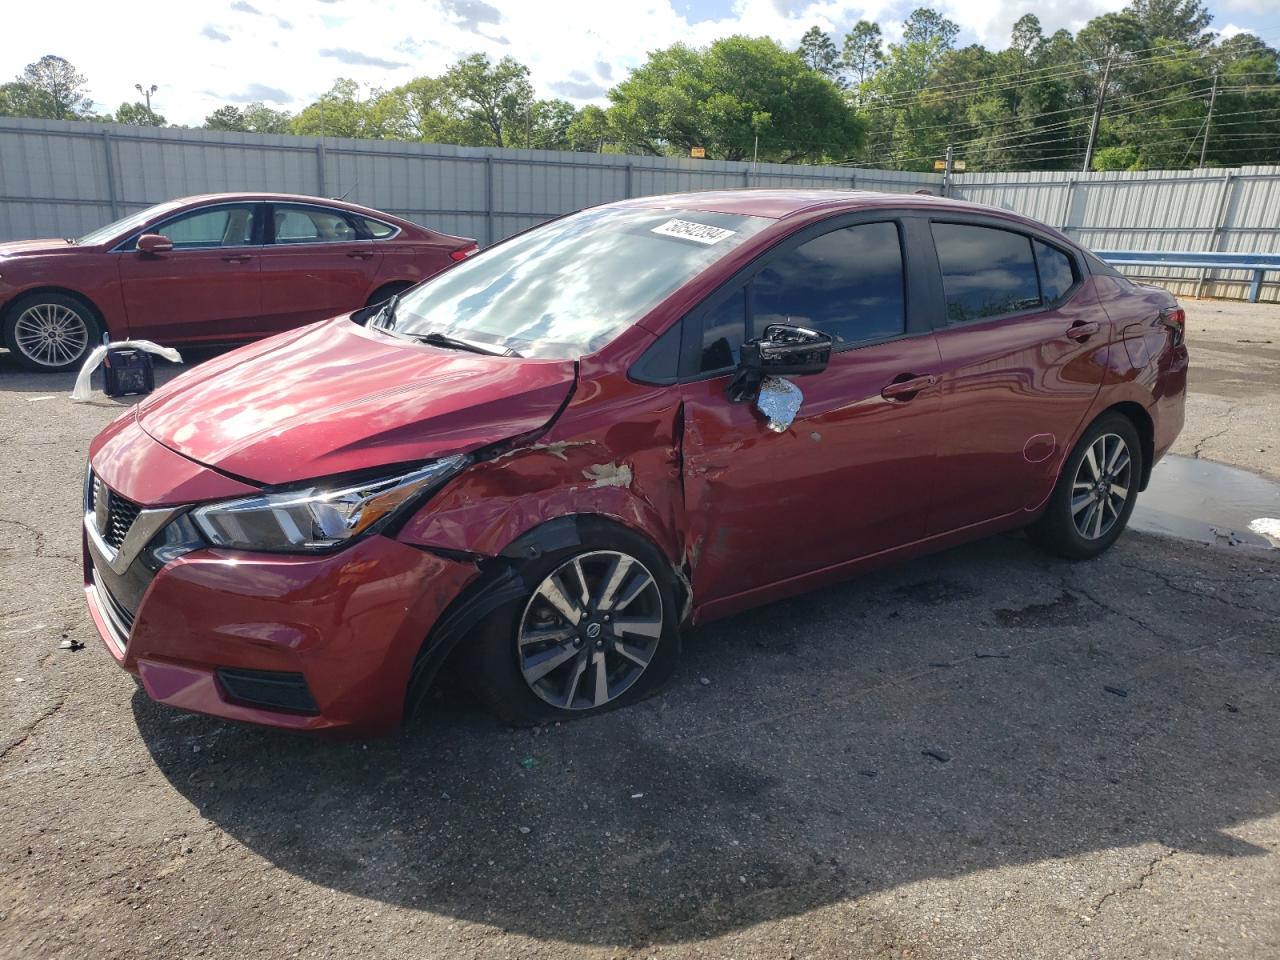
[{"left": 1, "top": 301, "right": 1278, "bottom": 959}]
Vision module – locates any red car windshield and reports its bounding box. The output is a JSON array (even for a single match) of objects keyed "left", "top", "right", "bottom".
[
  {"left": 381, "top": 205, "right": 772, "bottom": 359},
  {"left": 76, "top": 200, "right": 185, "bottom": 246}
]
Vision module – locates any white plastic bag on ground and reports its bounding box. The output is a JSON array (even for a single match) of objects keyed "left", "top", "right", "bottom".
[{"left": 70, "top": 340, "right": 182, "bottom": 403}]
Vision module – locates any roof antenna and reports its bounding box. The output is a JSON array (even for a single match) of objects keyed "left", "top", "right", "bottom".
[{"left": 334, "top": 176, "right": 359, "bottom": 202}]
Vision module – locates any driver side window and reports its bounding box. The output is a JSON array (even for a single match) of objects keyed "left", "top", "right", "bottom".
[
  {"left": 698, "top": 220, "right": 907, "bottom": 373},
  {"left": 155, "top": 205, "right": 256, "bottom": 249}
]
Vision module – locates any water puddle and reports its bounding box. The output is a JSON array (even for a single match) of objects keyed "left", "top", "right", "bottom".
[{"left": 1131, "top": 454, "right": 1280, "bottom": 549}]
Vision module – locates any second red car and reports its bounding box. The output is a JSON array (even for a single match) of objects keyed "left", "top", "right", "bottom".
[{"left": 0, "top": 192, "right": 476, "bottom": 371}]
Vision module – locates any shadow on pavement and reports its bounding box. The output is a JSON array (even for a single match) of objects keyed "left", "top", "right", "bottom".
[{"left": 133, "top": 533, "right": 1280, "bottom": 947}]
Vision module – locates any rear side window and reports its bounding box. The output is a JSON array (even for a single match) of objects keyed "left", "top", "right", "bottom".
[
  {"left": 1035, "top": 240, "right": 1076, "bottom": 303},
  {"left": 698, "top": 221, "right": 906, "bottom": 372},
  {"left": 272, "top": 205, "right": 358, "bottom": 244},
  {"left": 932, "top": 223, "right": 1041, "bottom": 323}
]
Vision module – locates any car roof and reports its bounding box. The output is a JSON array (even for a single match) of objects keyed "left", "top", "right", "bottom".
[
  {"left": 173, "top": 192, "right": 395, "bottom": 218},
  {"left": 614, "top": 189, "right": 1068, "bottom": 242}
]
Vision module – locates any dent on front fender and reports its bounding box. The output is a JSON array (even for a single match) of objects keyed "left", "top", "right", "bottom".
[{"left": 396, "top": 370, "right": 689, "bottom": 597}]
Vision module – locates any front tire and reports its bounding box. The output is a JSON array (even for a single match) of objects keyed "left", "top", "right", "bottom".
[
  {"left": 461, "top": 526, "right": 681, "bottom": 726},
  {"left": 1028, "top": 413, "right": 1143, "bottom": 560},
  {"left": 3, "top": 292, "right": 100, "bottom": 372}
]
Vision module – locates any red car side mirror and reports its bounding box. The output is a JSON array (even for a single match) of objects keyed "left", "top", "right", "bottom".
[{"left": 137, "top": 233, "right": 174, "bottom": 255}]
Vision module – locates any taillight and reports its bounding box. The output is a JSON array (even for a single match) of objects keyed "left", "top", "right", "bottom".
[
  {"left": 450, "top": 244, "right": 479, "bottom": 262},
  {"left": 1159, "top": 306, "right": 1186, "bottom": 345}
]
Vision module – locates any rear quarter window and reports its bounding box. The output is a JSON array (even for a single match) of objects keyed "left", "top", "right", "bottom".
[{"left": 932, "top": 223, "right": 1041, "bottom": 323}]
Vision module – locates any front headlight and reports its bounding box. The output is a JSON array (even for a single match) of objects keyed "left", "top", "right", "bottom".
[{"left": 191, "top": 455, "right": 469, "bottom": 553}]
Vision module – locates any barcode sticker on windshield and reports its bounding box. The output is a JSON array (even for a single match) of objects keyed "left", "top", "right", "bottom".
[{"left": 651, "top": 218, "right": 737, "bottom": 245}]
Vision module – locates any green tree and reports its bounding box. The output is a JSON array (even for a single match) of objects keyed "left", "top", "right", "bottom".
[
  {"left": 841, "top": 21, "right": 883, "bottom": 87},
  {"left": 13, "top": 55, "right": 92, "bottom": 119},
  {"left": 607, "top": 36, "right": 863, "bottom": 161},
  {"left": 798, "top": 26, "right": 842, "bottom": 82},
  {"left": 521, "top": 99, "right": 577, "bottom": 150},
  {"left": 0, "top": 81, "right": 45, "bottom": 118},
  {"left": 442, "top": 54, "right": 534, "bottom": 148},
  {"left": 292, "top": 79, "right": 389, "bottom": 138},
  {"left": 1125, "top": 0, "right": 1213, "bottom": 47},
  {"left": 114, "top": 101, "right": 165, "bottom": 126},
  {"left": 240, "top": 102, "right": 293, "bottom": 134},
  {"left": 567, "top": 104, "right": 611, "bottom": 152},
  {"left": 374, "top": 76, "right": 459, "bottom": 141},
  {"left": 204, "top": 105, "right": 248, "bottom": 131}
]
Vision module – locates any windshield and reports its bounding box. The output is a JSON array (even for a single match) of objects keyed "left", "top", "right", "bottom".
[
  {"left": 76, "top": 200, "right": 185, "bottom": 246},
  {"left": 384, "top": 205, "right": 772, "bottom": 359}
]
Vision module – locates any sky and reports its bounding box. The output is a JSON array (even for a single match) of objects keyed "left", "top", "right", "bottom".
[{"left": 2, "top": 0, "right": 1278, "bottom": 126}]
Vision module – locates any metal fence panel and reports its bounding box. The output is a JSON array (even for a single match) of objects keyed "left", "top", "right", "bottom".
[{"left": 2, "top": 117, "right": 1277, "bottom": 301}]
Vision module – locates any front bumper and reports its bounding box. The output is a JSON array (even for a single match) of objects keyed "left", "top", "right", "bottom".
[
  {"left": 85, "top": 530, "right": 479, "bottom": 732},
  {"left": 83, "top": 414, "right": 482, "bottom": 732}
]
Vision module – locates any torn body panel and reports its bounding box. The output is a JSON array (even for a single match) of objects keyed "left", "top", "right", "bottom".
[{"left": 398, "top": 359, "right": 689, "bottom": 584}]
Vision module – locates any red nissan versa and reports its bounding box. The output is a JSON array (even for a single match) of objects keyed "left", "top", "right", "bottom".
[
  {"left": 0, "top": 192, "right": 476, "bottom": 371},
  {"left": 82, "top": 190, "right": 1187, "bottom": 733}
]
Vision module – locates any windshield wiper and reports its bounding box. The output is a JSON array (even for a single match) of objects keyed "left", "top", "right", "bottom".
[
  {"left": 372, "top": 294, "right": 399, "bottom": 330},
  {"left": 409, "top": 331, "right": 522, "bottom": 358}
]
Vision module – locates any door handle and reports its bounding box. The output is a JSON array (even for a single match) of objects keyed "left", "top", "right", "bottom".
[
  {"left": 347, "top": 251, "right": 374, "bottom": 260},
  {"left": 1065, "top": 320, "right": 1100, "bottom": 341},
  {"left": 222, "top": 254, "right": 253, "bottom": 263},
  {"left": 881, "top": 374, "right": 937, "bottom": 401}
]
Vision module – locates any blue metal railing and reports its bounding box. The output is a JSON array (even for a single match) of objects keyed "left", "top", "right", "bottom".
[{"left": 1095, "top": 250, "right": 1280, "bottom": 303}]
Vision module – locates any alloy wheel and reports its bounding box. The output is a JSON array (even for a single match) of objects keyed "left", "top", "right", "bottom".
[
  {"left": 13, "top": 303, "right": 89, "bottom": 368},
  {"left": 517, "top": 550, "right": 664, "bottom": 711},
  {"left": 1071, "top": 432, "right": 1132, "bottom": 540}
]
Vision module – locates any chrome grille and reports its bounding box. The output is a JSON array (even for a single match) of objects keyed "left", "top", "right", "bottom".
[{"left": 87, "top": 471, "right": 142, "bottom": 549}]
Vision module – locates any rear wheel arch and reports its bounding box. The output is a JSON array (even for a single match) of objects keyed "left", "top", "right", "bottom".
[{"left": 1099, "top": 401, "right": 1155, "bottom": 491}]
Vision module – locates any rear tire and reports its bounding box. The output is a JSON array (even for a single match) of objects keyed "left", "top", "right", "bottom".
[
  {"left": 1028, "top": 413, "right": 1143, "bottom": 560},
  {"left": 460, "top": 524, "right": 681, "bottom": 726},
  {"left": 3, "top": 291, "right": 101, "bottom": 372}
]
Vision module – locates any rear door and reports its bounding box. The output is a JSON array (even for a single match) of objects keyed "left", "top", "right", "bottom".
[
  {"left": 256, "top": 203, "right": 384, "bottom": 333},
  {"left": 116, "top": 202, "right": 264, "bottom": 343},
  {"left": 922, "top": 220, "right": 1110, "bottom": 535},
  {"left": 678, "top": 216, "right": 942, "bottom": 605}
]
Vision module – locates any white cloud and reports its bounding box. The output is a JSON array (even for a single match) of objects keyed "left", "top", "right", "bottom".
[{"left": 0, "top": 0, "right": 1145, "bottom": 125}]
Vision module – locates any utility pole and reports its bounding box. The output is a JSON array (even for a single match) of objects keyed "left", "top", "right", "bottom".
[
  {"left": 943, "top": 144, "right": 954, "bottom": 197},
  {"left": 1082, "top": 56, "right": 1112, "bottom": 173},
  {"left": 1199, "top": 68, "right": 1219, "bottom": 168},
  {"left": 751, "top": 132, "right": 759, "bottom": 187},
  {"left": 134, "top": 83, "right": 157, "bottom": 125}
]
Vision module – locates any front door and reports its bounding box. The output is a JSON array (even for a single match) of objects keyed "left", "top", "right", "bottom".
[
  {"left": 117, "top": 202, "right": 263, "bottom": 343},
  {"left": 679, "top": 218, "right": 942, "bottom": 606},
  {"left": 256, "top": 203, "right": 384, "bottom": 333},
  {"left": 923, "top": 221, "right": 1110, "bottom": 535}
]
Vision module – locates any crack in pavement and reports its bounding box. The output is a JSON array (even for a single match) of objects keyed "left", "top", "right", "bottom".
[
  {"left": 1088, "top": 849, "right": 1176, "bottom": 919},
  {"left": 1192, "top": 404, "right": 1238, "bottom": 459},
  {"left": 0, "top": 695, "right": 68, "bottom": 763}
]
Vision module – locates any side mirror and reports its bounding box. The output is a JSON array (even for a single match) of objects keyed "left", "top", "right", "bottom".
[
  {"left": 136, "top": 233, "right": 173, "bottom": 255},
  {"left": 728, "top": 323, "right": 832, "bottom": 403}
]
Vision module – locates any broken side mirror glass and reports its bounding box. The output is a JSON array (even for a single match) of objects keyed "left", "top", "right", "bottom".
[
  {"left": 755, "top": 376, "right": 804, "bottom": 432},
  {"left": 727, "top": 323, "right": 833, "bottom": 403}
]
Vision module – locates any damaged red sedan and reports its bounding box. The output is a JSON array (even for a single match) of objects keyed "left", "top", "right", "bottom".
[{"left": 83, "top": 190, "right": 1187, "bottom": 732}]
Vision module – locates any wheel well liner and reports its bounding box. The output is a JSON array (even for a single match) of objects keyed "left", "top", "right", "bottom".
[
  {"left": 401, "top": 513, "right": 686, "bottom": 721},
  {"left": 1099, "top": 401, "right": 1155, "bottom": 490}
]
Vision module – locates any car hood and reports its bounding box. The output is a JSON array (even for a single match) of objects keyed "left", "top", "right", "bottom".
[
  {"left": 0, "top": 238, "right": 86, "bottom": 260},
  {"left": 136, "top": 317, "right": 577, "bottom": 486}
]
